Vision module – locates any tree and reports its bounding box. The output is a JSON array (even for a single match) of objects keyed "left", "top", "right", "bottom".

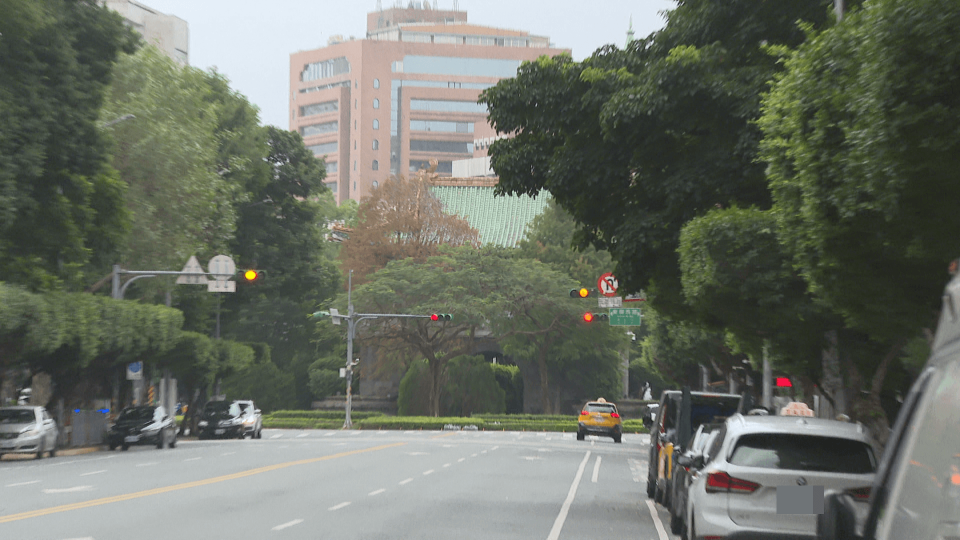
[
  {"left": 101, "top": 47, "right": 236, "bottom": 290},
  {"left": 0, "top": 0, "right": 138, "bottom": 290},
  {"left": 481, "top": 0, "right": 842, "bottom": 319},
  {"left": 337, "top": 169, "right": 479, "bottom": 285}
]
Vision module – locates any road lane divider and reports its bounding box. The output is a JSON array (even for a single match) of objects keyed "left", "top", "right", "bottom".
[
  {"left": 368, "top": 489, "right": 386, "bottom": 496},
  {"left": 423, "top": 469, "right": 434, "bottom": 476},
  {"left": 399, "top": 478, "right": 413, "bottom": 486},
  {"left": 546, "top": 451, "right": 591, "bottom": 540},
  {"left": 644, "top": 500, "right": 669, "bottom": 540},
  {"left": 79, "top": 471, "right": 106, "bottom": 477},
  {"left": 5, "top": 480, "right": 41, "bottom": 487},
  {"left": 328, "top": 502, "right": 351, "bottom": 511},
  {"left": 0, "top": 442, "right": 404, "bottom": 524},
  {"left": 272, "top": 519, "right": 303, "bottom": 531},
  {"left": 591, "top": 456, "right": 602, "bottom": 483}
]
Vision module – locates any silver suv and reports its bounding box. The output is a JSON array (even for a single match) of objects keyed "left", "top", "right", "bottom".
[
  {"left": 685, "top": 414, "right": 876, "bottom": 540},
  {"left": 818, "top": 272, "right": 960, "bottom": 540}
]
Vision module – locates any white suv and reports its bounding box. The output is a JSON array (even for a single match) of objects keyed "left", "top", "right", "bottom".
[{"left": 685, "top": 414, "right": 876, "bottom": 540}]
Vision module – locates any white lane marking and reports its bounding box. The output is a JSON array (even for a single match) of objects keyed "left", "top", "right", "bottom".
[
  {"left": 471, "top": 453, "right": 478, "bottom": 457},
  {"left": 442, "top": 463, "right": 451, "bottom": 468},
  {"left": 491, "top": 446, "right": 499, "bottom": 451},
  {"left": 537, "top": 448, "right": 552, "bottom": 452},
  {"left": 270, "top": 434, "right": 283, "bottom": 439},
  {"left": 63, "top": 537, "right": 95, "bottom": 540},
  {"left": 43, "top": 486, "right": 93, "bottom": 494},
  {"left": 80, "top": 470, "right": 106, "bottom": 477},
  {"left": 547, "top": 451, "right": 591, "bottom": 540},
  {"left": 272, "top": 519, "right": 303, "bottom": 531},
  {"left": 221, "top": 452, "right": 236, "bottom": 456},
  {"left": 591, "top": 456, "right": 602, "bottom": 483},
  {"left": 645, "top": 500, "right": 670, "bottom": 540},
  {"left": 628, "top": 459, "right": 646, "bottom": 483},
  {"left": 184, "top": 457, "right": 202, "bottom": 462},
  {"left": 457, "top": 458, "right": 465, "bottom": 463},
  {"left": 324, "top": 432, "right": 336, "bottom": 437},
  {"left": 328, "top": 502, "right": 351, "bottom": 511},
  {"left": 350, "top": 431, "right": 362, "bottom": 436},
  {"left": 423, "top": 469, "right": 434, "bottom": 476},
  {"left": 369, "top": 488, "right": 386, "bottom": 496},
  {"left": 399, "top": 478, "right": 413, "bottom": 485},
  {"left": 135, "top": 462, "right": 159, "bottom": 467},
  {"left": 591, "top": 440, "right": 595, "bottom": 447},
  {"left": 523, "top": 456, "right": 542, "bottom": 461},
  {"left": 296, "top": 433, "right": 308, "bottom": 438},
  {"left": 481, "top": 450, "right": 487, "bottom": 454},
  {"left": 6, "top": 480, "right": 41, "bottom": 487},
  {"left": 405, "top": 451, "right": 429, "bottom": 456}
]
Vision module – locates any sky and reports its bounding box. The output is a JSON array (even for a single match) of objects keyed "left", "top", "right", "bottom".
[{"left": 139, "top": 0, "right": 676, "bottom": 129}]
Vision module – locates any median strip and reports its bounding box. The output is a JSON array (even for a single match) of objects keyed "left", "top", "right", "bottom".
[{"left": 0, "top": 442, "right": 404, "bottom": 524}]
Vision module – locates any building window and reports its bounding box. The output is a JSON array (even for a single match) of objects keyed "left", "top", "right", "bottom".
[
  {"left": 373, "top": 78, "right": 380, "bottom": 89},
  {"left": 325, "top": 161, "right": 338, "bottom": 173},
  {"left": 373, "top": 98, "right": 380, "bottom": 109},
  {"left": 401, "top": 55, "right": 520, "bottom": 77},
  {"left": 372, "top": 139, "right": 379, "bottom": 150},
  {"left": 301, "top": 57, "right": 350, "bottom": 82},
  {"left": 354, "top": 140, "right": 357, "bottom": 150},
  {"left": 410, "top": 99, "right": 487, "bottom": 114},
  {"left": 353, "top": 181, "right": 357, "bottom": 191},
  {"left": 300, "top": 100, "right": 338, "bottom": 117},
  {"left": 300, "top": 121, "right": 337, "bottom": 137},
  {"left": 373, "top": 119, "right": 380, "bottom": 130},
  {"left": 372, "top": 180, "right": 379, "bottom": 188},
  {"left": 409, "top": 160, "right": 453, "bottom": 174},
  {"left": 372, "top": 160, "right": 379, "bottom": 171},
  {"left": 410, "top": 120, "right": 474, "bottom": 133},
  {"left": 410, "top": 140, "right": 474, "bottom": 154},
  {"left": 307, "top": 141, "right": 338, "bottom": 155},
  {"left": 325, "top": 181, "right": 337, "bottom": 192},
  {"left": 353, "top": 161, "right": 357, "bottom": 171},
  {"left": 354, "top": 99, "right": 357, "bottom": 109},
  {"left": 354, "top": 119, "right": 357, "bottom": 130}
]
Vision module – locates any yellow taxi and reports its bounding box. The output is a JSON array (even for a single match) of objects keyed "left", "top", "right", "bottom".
[{"left": 576, "top": 398, "right": 622, "bottom": 443}]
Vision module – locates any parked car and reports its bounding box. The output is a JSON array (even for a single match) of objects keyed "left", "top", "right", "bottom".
[
  {"left": 0, "top": 405, "right": 58, "bottom": 459},
  {"left": 685, "top": 414, "right": 876, "bottom": 540},
  {"left": 234, "top": 399, "right": 262, "bottom": 439},
  {"left": 197, "top": 400, "right": 245, "bottom": 439},
  {"left": 817, "top": 272, "right": 960, "bottom": 540},
  {"left": 107, "top": 405, "right": 177, "bottom": 451},
  {"left": 577, "top": 398, "right": 622, "bottom": 443},
  {"left": 647, "top": 389, "right": 742, "bottom": 507},
  {"left": 669, "top": 422, "right": 722, "bottom": 535}
]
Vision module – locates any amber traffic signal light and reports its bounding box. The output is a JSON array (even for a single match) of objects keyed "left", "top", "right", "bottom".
[
  {"left": 570, "top": 288, "right": 597, "bottom": 298},
  {"left": 243, "top": 269, "right": 261, "bottom": 282}
]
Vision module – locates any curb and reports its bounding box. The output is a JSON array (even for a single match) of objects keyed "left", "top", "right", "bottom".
[{"left": 0, "top": 445, "right": 104, "bottom": 461}]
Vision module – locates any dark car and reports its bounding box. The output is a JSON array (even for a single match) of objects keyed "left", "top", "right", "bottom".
[
  {"left": 108, "top": 405, "right": 177, "bottom": 451},
  {"left": 646, "top": 389, "right": 741, "bottom": 508},
  {"left": 668, "top": 422, "right": 721, "bottom": 535},
  {"left": 196, "top": 400, "right": 245, "bottom": 440},
  {"left": 234, "top": 399, "right": 262, "bottom": 439}
]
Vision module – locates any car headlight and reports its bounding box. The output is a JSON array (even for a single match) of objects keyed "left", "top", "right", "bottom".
[
  {"left": 198, "top": 420, "right": 208, "bottom": 427},
  {"left": 243, "top": 417, "right": 255, "bottom": 425}
]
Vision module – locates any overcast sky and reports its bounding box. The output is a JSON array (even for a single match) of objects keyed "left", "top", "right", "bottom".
[{"left": 139, "top": 0, "right": 676, "bottom": 129}]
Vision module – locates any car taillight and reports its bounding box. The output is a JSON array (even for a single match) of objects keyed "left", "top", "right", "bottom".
[
  {"left": 610, "top": 412, "right": 620, "bottom": 418},
  {"left": 705, "top": 471, "right": 760, "bottom": 494},
  {"left": 580, "top": 411, "right": 587, "bottom": 416},
  {"left": 845, "top": 486, "right": 871, "bottom": 501}
]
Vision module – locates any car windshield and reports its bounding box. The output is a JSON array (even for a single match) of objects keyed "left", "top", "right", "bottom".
[
  {"left": 205, "top": 402, "right": 241, "bottom": 417},
  {"left": 118, "top": 407, "right": 155, "bottom": 421},
  {"left": 0, "top": 409, "right": 35, "bottom": 424},
  {"left": 729, "top": 433, "right": 877, "bottom": 474}
]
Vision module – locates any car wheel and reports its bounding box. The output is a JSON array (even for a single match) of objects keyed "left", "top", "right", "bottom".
[
  {"left": 256, "top": 428, "right": 262, "bottom": 439},
  {"left": 121, "top": 443, "right": 129, "bottom": 451},
  {"left": 170, "top": 433, "right": 177, "bottom": 448},
  {"left": 36, "top": 441, "right": 44, "bottom": 460},
  {"left": 669, "top": 499, "right": 683, "bottom": 534},
  {"left": 576, "top": 430, "right": 585, "bottom": 441},
  {"left": 613, "top": 434, "right": 622, "bottom": 443},
  {"left": 646, "top": 468, "right": 656, "bottom": 498},
  {"left": 109, "top": 443, "right": 117, "bottom": 451},
  {"left": 654, "top": 479, "right": 664, "bottom": 504},
  {"left": 687, "top": 515, "right": 695, "bottom": 540},
  {"left": 49, "top": 443, "right": 56, "bottom": 458}
]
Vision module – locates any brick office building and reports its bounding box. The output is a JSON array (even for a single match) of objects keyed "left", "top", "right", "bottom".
[{"left": 289, "top": 3, "right": 568, "bottom": 204}]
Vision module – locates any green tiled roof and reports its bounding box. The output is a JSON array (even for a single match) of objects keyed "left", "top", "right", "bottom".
[{"left": 431, "top": 185, "right": 550, "bottom": 247}]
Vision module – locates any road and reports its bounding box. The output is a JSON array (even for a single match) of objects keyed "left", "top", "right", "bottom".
[{"left": 0, "top": 429, "right": 678, "bottom": 540}]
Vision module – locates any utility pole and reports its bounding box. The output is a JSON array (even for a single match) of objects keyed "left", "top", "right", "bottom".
[
  {"left": 835, "top": 0, "right": 844, "bottom": 21},
  {"left": 313, "top": 269, "right": 438, "bottom": 429}
]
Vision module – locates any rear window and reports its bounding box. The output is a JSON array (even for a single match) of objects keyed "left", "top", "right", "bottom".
[
  {"left": 662, "top": 395, "right": 741, "bottom": 431},
  {"left": 729, "top": 434, "right": 876, "bottom": 474},
  {"left": 584, "top": 403, "right": 616, "bottom": 414}
]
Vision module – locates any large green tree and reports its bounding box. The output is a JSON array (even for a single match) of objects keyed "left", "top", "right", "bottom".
[
  {"left": 481, "top": 0, "right": 843, "bottom": 319},
  {"left": 0, "top": 0, "right": 138, "bottom": 290}
]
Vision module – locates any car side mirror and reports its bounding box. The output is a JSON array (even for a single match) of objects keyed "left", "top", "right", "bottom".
[
  {"left": 677, "top": 455, "right": 693, "bottom": 468},
  {"left": 816, "top": 491, "right": 861, "bottom": 540},
  {"left": 254, "top": 409, "right": 261, "bottom": 415}
]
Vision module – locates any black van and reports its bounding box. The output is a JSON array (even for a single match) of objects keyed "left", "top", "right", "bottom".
[
  {"left": 818, "top": 273, "right": 960, "bottom": 540},
  {"left": 646, "top": 388, "right": 741, "bottom": 507}
]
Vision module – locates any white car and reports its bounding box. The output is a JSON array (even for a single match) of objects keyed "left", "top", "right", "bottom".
[
  {"left": 0, "top": 406, "right": 59, "bottom": 459},
  {"left": 685, "top": 414, "right": 876, "bottom": 540}
]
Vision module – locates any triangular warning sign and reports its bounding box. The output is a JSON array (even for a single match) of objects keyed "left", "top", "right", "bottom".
[{"left": 176, "top": 255, "right": 208, "bottom": 285}]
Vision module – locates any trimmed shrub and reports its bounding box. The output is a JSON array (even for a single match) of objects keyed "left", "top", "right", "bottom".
[
  {"left": 491, "top": 363, "right": 523, "bottom": 414},
  {"left": 442, "top": 355, "right": 505, "bottom": 417},
  {"left": 397, "top": 359, "right": 432, "bottom": 416}
]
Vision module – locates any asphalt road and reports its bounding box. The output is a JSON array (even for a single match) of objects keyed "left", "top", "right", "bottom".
[{"left": 0, "top": 429, "right": 678, "bottom": 540}]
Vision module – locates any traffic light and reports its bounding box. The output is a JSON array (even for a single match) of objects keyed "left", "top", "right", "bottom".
[
  {"left": 430, "top": 313, "right": 452, "bottom": 321},
  {"left": 582, "top": 312, "right": 609, "bottom": 322},
  {"left": 243, "top": 269, "right": 261, "bottom": 282},
  {"left": 570, "top": 288, "right": 597, "bottom": 298}
]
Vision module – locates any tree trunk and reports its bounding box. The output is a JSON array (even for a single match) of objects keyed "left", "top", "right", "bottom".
[
  {"left": 428, "top": 359, "right": 444, "bottom": 417},
  {"left": 537, "top": 350, "right": 552, "bottom": 414},
  {"left": 821, "top": 330, "right": 845, "bottom": 417}
]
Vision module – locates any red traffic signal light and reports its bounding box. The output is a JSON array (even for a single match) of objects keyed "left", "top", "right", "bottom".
[
  {"left": 430, "top": 313, "right": 452, "bottom": 321},
  {"left": 243, "top": 269, "right": 260, "bottom": 282},
  {"left": 582, "top": 312, "right": 609, "bottom": 323},
  {"left": 775, "top": 377, "right": 793, "bottom": 388},
  {"left": 583, "top": 312, "right": 594, "bottom": 322}
]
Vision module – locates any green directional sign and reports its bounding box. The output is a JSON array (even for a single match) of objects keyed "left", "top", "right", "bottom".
[{"left": 609, "top": 307, "right": 642, "bottom": 326}]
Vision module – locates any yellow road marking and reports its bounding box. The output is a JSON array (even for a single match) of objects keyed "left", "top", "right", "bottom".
[
  {"left": 429, "top": 432, "right": 460, "bottom": 439},
  {"left": 0, "top": 442, "right": 404, "bottom": 524}
]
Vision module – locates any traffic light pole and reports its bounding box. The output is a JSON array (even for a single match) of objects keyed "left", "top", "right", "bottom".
[{"left": 328, "top": 270, "right": 433, "bottom": 429}]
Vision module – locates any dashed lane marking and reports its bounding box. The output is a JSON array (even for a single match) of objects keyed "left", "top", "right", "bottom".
[
  {"left": 546, "top": 451, "right": 591, "bottom": 540},
  {"left": 42, "top": 486, "right": 93, "bottom": 494},
  {"left": 6, "top": 480, "right": 41, "bottom": 487},
  {"left": 368, "top": 489, "right": 386, "bottom": 496},
  {"left": 272, "top": 519, "right": 303, "bottom": 531},
  {"left": 423, "top": 469, "right": 434, "bottom": 476},
  {"left": 399, "top": 478, "right": 413, "bottom": 486},
  {"left": 79, "top": 471, "right": 106, "bottom": 477},
  {"left": 591, "top": 456, "right": 602, "bottom": 483},
  {"left": 328, "top": 502, "right": 351, "bottom": 511}
]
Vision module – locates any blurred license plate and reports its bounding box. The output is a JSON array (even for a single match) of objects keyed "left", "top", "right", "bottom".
[
  {"left": 215, "top": 429, "right": 225, "bottom": 435},
  {"left": 124, "top": 436, "right": 139, "bottom": 443}
]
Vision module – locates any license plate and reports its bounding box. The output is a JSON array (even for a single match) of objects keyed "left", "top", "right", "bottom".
[
  {"left": 124, "top": 435, "right": 139, "bottom": 443},
  {"left": 215, "top": 429, "right": 225, "bottom": 435}
]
